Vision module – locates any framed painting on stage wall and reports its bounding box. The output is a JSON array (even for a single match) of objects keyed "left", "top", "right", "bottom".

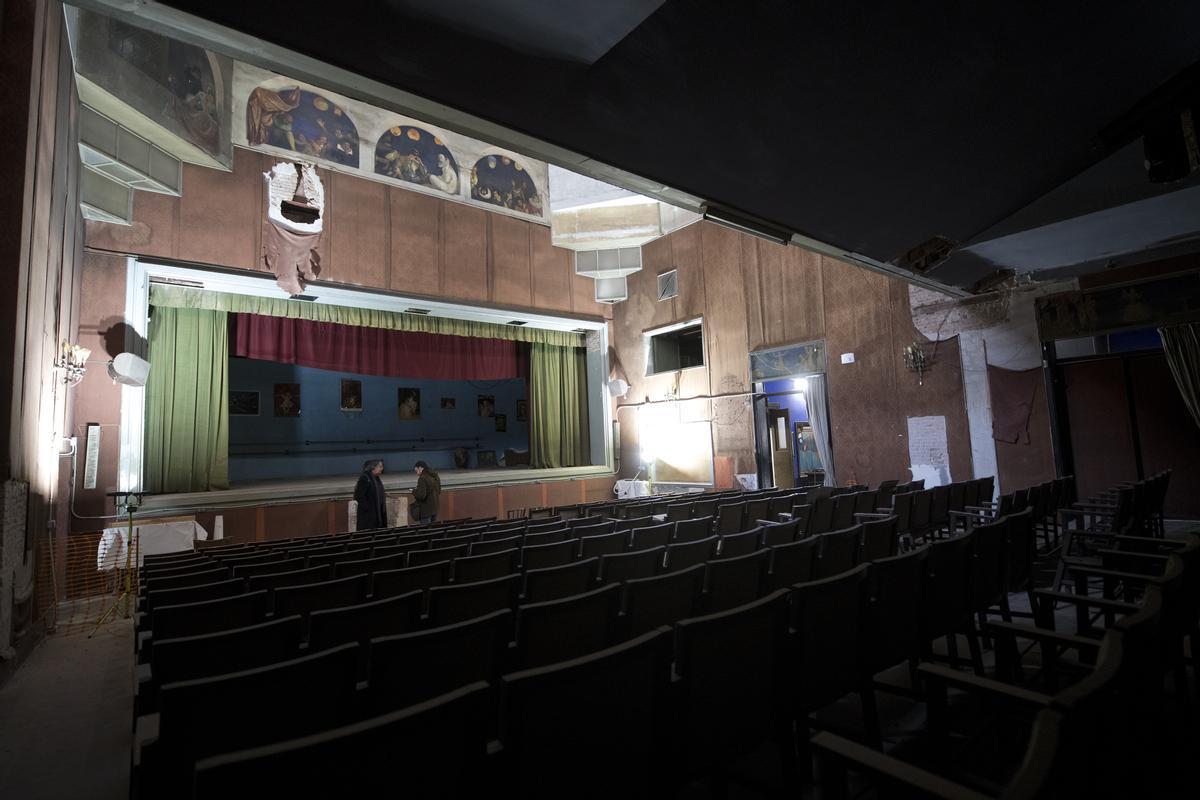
[
  {"left": 477, "top": 395, "right": 495, "bottom": 417},
  {"left": 274, "top": 384, "right": 301, "bottom": 417},
  {"left": 495, "top": 414, "right": 507, "bottom": 433},
  {"left": 440, "top": 397, "right": 456, "bottom": 410},
  {"left": 516, "top": 400, "right": 527, "bottom": 422},
  {"left": 340, "top": 379, "right": 362, "bottom": 411},
  {"left": 230, "top": 391, "right": 259, "bottom": 416},
  {"left": 398, "top": 387, "right": 421, "bottom": 420}
]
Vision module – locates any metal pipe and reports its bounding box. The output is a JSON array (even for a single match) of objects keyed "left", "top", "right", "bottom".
[{"left": 615, "top": 388, "right": 807, "bottom": 412}]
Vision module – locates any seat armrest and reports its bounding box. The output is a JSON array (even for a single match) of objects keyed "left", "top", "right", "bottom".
[
  {"left": 810, "top": 732, "right": 992, "bottom": 800},
  {"left": 137, "top": 630, "right": 153, "bottom": 663},
  {"left": 981, "top": 620, "right": 1106, "bottom": 655},
  {"left": 1031, "top": 589, "right": 1140, "bottom": 617},
  {"left": 916, "top": 662, "right": 1052, "bottom": 710},
  {"left": 134, "top": 663, "right": 156, "bottom": 717}
]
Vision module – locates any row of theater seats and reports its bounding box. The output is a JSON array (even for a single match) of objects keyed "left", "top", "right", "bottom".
[{"left": 135, "top": 491, "right": 1103, "bottom": 798}]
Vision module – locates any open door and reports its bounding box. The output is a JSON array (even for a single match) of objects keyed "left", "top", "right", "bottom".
[{"left": 767, "top": 406, "right": 795, "bottom": 489}]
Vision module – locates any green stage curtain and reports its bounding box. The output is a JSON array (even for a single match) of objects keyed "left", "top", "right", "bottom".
[
  {"left": 150, "top": 284, "right": 584, "bottom": 348},
  {"left": 1160, "top": 322, "right": 1200, "bottom": 429},
  {"left": 144, "top": 306, "right": 230, "bottom": 492},
  {"left": 530, "top": 343, "right": 590, "bottom": 468}
]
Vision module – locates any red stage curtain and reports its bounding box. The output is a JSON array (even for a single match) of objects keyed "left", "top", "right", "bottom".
[{"left": 232, "top": 313, "right": 528, "bottom": 380}]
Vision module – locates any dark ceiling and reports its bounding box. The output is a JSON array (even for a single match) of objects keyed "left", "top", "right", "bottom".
[{"left": 137, "top": 1, "right": 1200, "bottom": 290}]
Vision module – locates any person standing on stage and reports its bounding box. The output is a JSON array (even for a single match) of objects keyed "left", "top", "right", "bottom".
[
  {"left": 411, "top": 460, "right": 441, "bottom": 524},
  {"left": 354, "top": 459, "right": 388, "bottom": 531}
]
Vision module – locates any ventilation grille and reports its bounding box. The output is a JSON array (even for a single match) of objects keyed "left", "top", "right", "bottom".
[
  {"left": 657, "top": 270, "right": 679, "bottom": 301},
  {"left": 78, "top": 105, "right": 181, "bottom": 195},
  {"left": 402, "top": 308, "right": 431, "bottom": 315},
  {"left": 506, "top": 320, "right": 528, "bottom": 326},
  {"left": 290, "top": 294, "right": 319, "bottom": 301}
]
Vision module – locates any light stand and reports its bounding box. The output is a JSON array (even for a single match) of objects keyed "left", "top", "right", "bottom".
[{"left": 89, "top": 490, "right": 143, "bottom": 637}]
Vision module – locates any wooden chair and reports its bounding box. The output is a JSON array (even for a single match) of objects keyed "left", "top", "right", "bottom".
[
  {"left": 520, "top": 539, "right": 576, "bottom": 571},
  {"left": 513, "top": 583, "right": 622, "bottom": 669},
  {"left": 628, "top": 522, "right": 675, "bottom": 551},
  {"left": 673, "top": 516, "right": 714, "bottom": 543},
  {"left": 813, "top": 526, "right": 862, "bottom": 579},
  {"left": 716, "top": 529, "right": 760, "bottom": 559},
  {"left": 371, "top": 561, "right": 451, "bottom": 603},
  {"left": 663, "top": 536, "right": 719, "bottom": 573},
  {"left": 704, "top": 550, "right": 770, "bottom": 613},
  {"left": 272, "top": 574, "right": 369, "bottom": 619},
  {"left": 308, "top": 591, "right": 423, "bottom": 652},
  {"left": 453, "top": 548, "right": 520, "bottom": 584},
  {"left": 246, "top": 565, "right": 331, "bottom": 594},
  {"left": 426, "top": 573, "right": 521, "bottom": 627},
  {"left": 522, "top": 558, "right": 600, "bottom": 604},
  {"left": 766, "top": 538, "right": 818, "bottom": 590},
  {"left": 598, "top": 547, "right": 664, "bottom": 584},
  {"left": 620, "top": 563, "right": 705, "bottom": 639},
  {"left": 578, "top": 530, "right": 628, "bottom": 560}
]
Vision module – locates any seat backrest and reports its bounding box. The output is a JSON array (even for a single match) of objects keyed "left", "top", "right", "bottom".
[
  {"left": 514, "top": 583, "right": 622, "bottom": 669},
  {"left": 407, "top": 543, "right": 469, "bottom": 568},
  {"left": 427, "top": 573, "right": 522, "bottom": 627},
  {"left": 691, "top": 498, "right": 717, "bottom": 518},
  {"left": 499, "top": 628, "right": 674, "bottom": 797},
  {"left": 1003, "top": 507, "right": 1036, "bottom": 592},
  {"left": 890, "top": 492, "right": 914, "bottom": 534},
  {"left": 665, "top": 502, "right": 694, "bottom": 522},
  {"left": 961, "top": 479, "right": 980, "bottom": 508},
  {"left": 744, "top": 498, "right": 771, "bottom": 527},
  {"left": 151, "top": 590, "right": 269, "bottom": 640},
  {"left": 521, "top": 539, "right": 576, "bottom": 571},
  {"left": 273, "top": 574, "right": 370, "bottom": 619},
  {"left": 229, "top": 557, "right": 305, "bottom": 580},
  {"left": 864, "top": 548, "right": 927, "bottom": 673},
  {"left": 307, "top": 547, "right": 373, "bottom": 570},
  {"left": 144, "top": 578, "right": 245, "bottom": 614},
  {"left": 673, "top": 589, "right": 791, "bottom": 767},
  {"left": 193, "top": 682, "right": 490, "bottom": 799},
  {"left": 598, "top": 547, "right": 664, "bottom": 583},
  {"left": 909, "top": 490, "right": 932, "bottom": 532},
  {"left": 523, "top": 558, "right": 600, "bottom": 604},
  {"left": 453, "top": 548, "right": 520, "bottom": 584},
  {"left": 929, "top": 485, "right": 950, "bottom": 527},
  {"left": 664, "top": 536, "right": 719, "bottom": 573},
  {"left": 759, "top": 518, "right": 799, "bottom": 548},
  {"left": 714, "top": 502, "right": 745, "bottom": 534},
  {"left": 333, "top": 553, "right": 405, "bottom": 580},
  {"left": 767, "top": 538, "right": 817, "bottom": 590},
  {"left": 620, "top": 563, "right": 705, "bottom": 639},
  {"left": 629, "top": 522, "right": 674, "bottom": 551},
  {"left": 922, "top": 531, "right": 974, "bottom": 639},
  {"left": 717, "top": 529, "right": 760, "bottom": 559},
  {"left": 308, "top": 591, "right": 423, "bottom": 652},
  {"left": 976, "top": 475, "right": 995, "bottom": 504},
  {"left": 814, "top": 525, "right": 862, "bottom": 578},
  {"left": 151, "top": 615, "right": 305, "bottom": 690},
  {"left": 969, "top": 517, "right": 1008, "bottom": 611},
  {"left": 858, "top": 515, "right": 898, "bottom": 563},
  {"left": 674, "top": 516, "right": 714, "bottom": 543},
  {"left": 831, "top": 494, "right": 858, "bottom": 531},
  {"left": 371, "top": 560, "right": 451, "bottom": 601},
  {"left": 790, "top": 504, "right": 814, "bottom": 537},
  {"left": 704, "top": 550, "right": 770, "bottom": 613},
  {"left": 469, "top": 535, "right": 523, "bottom": 556},
  {"left": 573, "top": 520, "right": 617, "bottom": 538},
  {"left": 791, "top": 564, "right": 871, "bottom": 713},
  {"left": 153, "top": 643, "right": 360, "bottom": 796},
  {"left": 523, "top": 529, "right": 568, "bottom": 548},
  {"left": 947, "top": 482, "right": 966, "bottom": 514},
  {"left": 579, "top": 530, "right": 627, "bottom": 560},
  {"left": 853, "top": 491, "right": 879, "bottom": 516},
  {"left": 368, "top": 610, "right": 512, "bottom": 714},
  {"left": 247, "top": 565, "right": 332, "bottom": 594},
  {"left": 527, "top": 519, "right": 568, "bottom": 534},
  {"left": 809, "top": 496, "right": 836, "bottom": 535},
  {"left": 143, "top": 566, "right": 230, "bottom": 593}
]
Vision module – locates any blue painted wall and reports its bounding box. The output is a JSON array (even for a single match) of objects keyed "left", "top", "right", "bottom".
[
  {"left": 227, "top": 357, "right": 529, "bottom": 482},
  {"left": 763, "top": 379, "right": 819, "bottom": 479}
]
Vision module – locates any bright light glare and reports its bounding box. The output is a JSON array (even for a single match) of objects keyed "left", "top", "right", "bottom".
[{"left": 792, "top": 377, "right": 808, "bottom": 393}]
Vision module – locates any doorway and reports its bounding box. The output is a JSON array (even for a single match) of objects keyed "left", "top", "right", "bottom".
[{"left": 754, "top": 375, "right": 829, "bottom": 489}]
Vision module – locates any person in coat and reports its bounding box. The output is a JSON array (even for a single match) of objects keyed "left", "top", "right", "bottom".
[
  {"left": 411, "top": 460, "right": 441, "bottom": 524},
  {"left": 354, "top": 459, "right": 388, "bottom": 531}
]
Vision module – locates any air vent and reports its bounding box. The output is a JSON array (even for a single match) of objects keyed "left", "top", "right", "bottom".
[
  {"left": 79, "top": 166, "right": 132, "bottom": 225},
  {"left": 403, "top": 308, "right": 431, "bottom": 315},
  {"left": 78, "top": 105, "right": 182, "bottom": 195},
  {"left": 594, "top": 276, "right": 628, "bottom": 304},
  {"left": 506, "top": 320, "right": 528, "bottom": 326},
  {"left": 896, "top": 236, "right": 956, "bottom": 274},
  {"left": 575, "top": 247, "right": 642, "bottom": 279},
  {"left": 571, "top": 328, "right": 589, "bottom": 334},
  {"left": 150, "top": 277, "right": 204, "bottom": 288},
  {"left": 657, "top": 270, "right": 679, "bottom": 301},
  {"left": 290, "top": 294, "right": 319, "bottom": 301}
]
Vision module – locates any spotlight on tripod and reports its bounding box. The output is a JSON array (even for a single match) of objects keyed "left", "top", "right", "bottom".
[{"left": 89, "top": 490, "right": 144, "bottom": 637}]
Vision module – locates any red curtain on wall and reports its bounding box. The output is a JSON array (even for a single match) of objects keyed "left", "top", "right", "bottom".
[{"left": 231, "top": 313, "right": 528, "bottom": 380}]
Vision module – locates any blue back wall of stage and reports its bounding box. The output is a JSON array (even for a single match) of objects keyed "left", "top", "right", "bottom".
[{"left": 227, "top": 357, "right": 529, "bottom": 482}]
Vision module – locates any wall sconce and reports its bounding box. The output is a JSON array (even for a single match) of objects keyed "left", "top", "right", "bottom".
[
  {"left": 54, "top": 340, "right": 91, "bottom": 386},
  {"left": 902, "top": 342, "right": 928, "bottom": 385}
]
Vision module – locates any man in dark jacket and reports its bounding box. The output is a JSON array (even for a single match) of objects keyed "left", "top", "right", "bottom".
[
  {"left": 353, "top": 459, "right": 388, "bottom": 531},
  {"left": 411, "top": 460, "right": 441, "bottom": 524}
]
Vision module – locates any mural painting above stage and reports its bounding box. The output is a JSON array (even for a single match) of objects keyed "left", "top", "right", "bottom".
[
  {"left": 398, "top": 388, "right": 421, "bottom": 420},
  {"left": 471, "top": 155, "right": 542, "bottom": 216},
  {"left": 376, "top": 126, "right": 459, "bottom": 194},
  {"left": 340, "top": 380, "right": 363, "bottom": 411},
  {"left": 233, "top": 62, "right": 550, "bottom": 223},
  {"left": 246, "top": 86, "right": 360, "bottom": 167},
  {"left": 274, "top": 383, "right": 301, "bottom": 417},
  {"left": 478, "top": 395, "right": 495, "bottom": 417}
]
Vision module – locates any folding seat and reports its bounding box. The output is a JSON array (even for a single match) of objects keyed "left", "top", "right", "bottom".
[
  {"left": 231, "top": 557, "right": 306, "bottom": 579},
  {"left": 286, "top": 543, "right": 346, "bottom": 560},
  {"left": 663, "top": 536, "right": 718, "bottom": 573},
  {"left": 523, "top": 529, "right": 569, "bottom": 548},
  {"left": 766, "top": 493, "right": 799, "bottom": 519},
  {"left": 521, "top": 539, "right": 575, "bottom": 571},
  {"left": 665, "top": 502, "right": 693, "bottom": 522},
  {"left": 922, "top": 528, "right": 979, "bottom": 671},
  {"left": 566, "top": 515, "right": 605, "bottom": 529},
  {"left": 620, "top": 564, "right": 705, "bottom": 638},
  {"left": 439, "top": 533, "right": 480, "bottom": 549},
  {"left": 743, "top": 498, "right": 771, "bottom": 527},
  {"left": 523, "top": 558, "right": 600, "bottom": 604},
  {"left": 528, "top": 519, "right": 569, "bottom": 534},
  {"left": 857, "top": 515, "right": 898, "bottom": 563},
  {"left": 141, "top": 578, "right": 245, "bottom": 616},
  {"left": 469, "top": 535, "right": 523, "bottom": 556},
  {"left": 790, "top": 503, "right": 814, "bottom": 537},
  {"left": 143, "top": 591, "right": 270, "bottom": 662},
  {"left": 628, "top": 522, "right": 674, "bottom": 551},
  {"left": 499, "top": 628, "right": 674, "bottom": 798},
  {"left": 210, "top": 552, "right": 279, "bottom": 569},
  {"left": 407, "top": 543, "right": 469, "bottom": 568},
  {"left": 690, "top": 497, "right": 717, "bottom": 519},
  {"left": 713, "top": 502, "right": 745, "bottom": 535},
  {"left": 333, "top": 552, "right": 406, "bottom": 579},
  {"left": 578, "top": 531, "right": 627, "bottom": 560},
  {"left": 371, "top": 560, "right": 450, "bottom": 601},
  {"left": 671, "top": 589, "right": 792, "bottom": 787},
  {"left": 808, "top": 495, "right": 836, "bottom": 536},
  {"left": 142, "top": 566, "right": 229, "bottom": 593},
  {"left": 139, "top": 643, "right": 360, "bottom": 798},
  {"left": 272, "top": 574, "right": 370, "bottom": 619},
  {"left": 759, "top": 518, "right": 799, "bottom": 548},
  {"left": 136, "top": 615, "right": 304, "bottom": 715},
  {"left": 703, "top": 550, "right": 770, "bottom": 613},
  {"left": 831, "top": 494, "right": 857, "bottom": 531},
  {"left": 853, "top": 490, "right": 878, "bottom": 516},
  {"left": 427, "top": 573, "right": 522, "bottom": 627},
  {"left": 716, "top": 529, "right": 760, "bottom": 559},
  {"left": 813, "top": 526, "right": 861, "bottom": 579},
  {"left": 598, "top": 547, "right": 664, "bottom": 584},
  {"left": 368, "top": 610, "right": 513, "bottom": 714},
  {"left": 999, "top": 507, "right": 1037, "bottom": 621},
  {"left": 573, "top": 520, "right": 616, "bottom": 538},
  {"left": 192, "top": 683, "right": 490, "bottom": 799},
  {"left": 141, "top": 555, "right": 209, "bottom": 578},
  {"left": 512, "top": 583, "right": 622, "bottom": 669},
  {"left": 247, "top": 565, "right": 332, "bottom": 593},
  {"left": 766, "top": 538, "right": 817, "bottom": 590},
  {"left": 307, "top": 591, "right": 423, "bottom": 652},
  {"left": 859, "top": 548, "right": 928, "bottom": 733},
  {"left": 452, "top": 548, "right": 519, "bottom": 584},
  {"left": 968, "top": 517, "right": 1009, "bottom": 632},
  {"left": 625, "top": 504, "right": 655, "bottom": 522},
  {"left": 909, "top": 489, "right": 933, "bottom": 542},
  {"left": 928, "top": 484, "right": 951, "bottom": 538},
  {"left": 306, "top": 547, "right": 373, "bottom": 570}
]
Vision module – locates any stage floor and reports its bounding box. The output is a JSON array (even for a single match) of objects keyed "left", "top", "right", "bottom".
[{"left": 140, "top": 464, "right": 614, "bottom": 516}]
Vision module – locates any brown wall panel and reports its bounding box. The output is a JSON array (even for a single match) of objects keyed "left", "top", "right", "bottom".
[
  {"left": 672, "top": 223, "right": 706, "bottom": 322},
  {"left": 546, "top": 479, "right": 583, "bottom": 508},
  {"left": 1062, "top": 359, "right": 1137, "bottom": 502},
  {"left": 327, "top": 172, "right": 388, "bottom": 288},
  {"left": 218, "top": 507, "right": 259, "bottom": 543},
  {"left": 741, "top": 236, "right": 766, "bottom": 352},
  {"left": 440, "top": 203, "right": 489, "bottom": 302},
  {"left": 637, "top": 234, "right": 675, "bottom": 329},
  {"left": 571, "top": 271, "right": 606, "bottom": 318},
  {"left": 446, "top": 486, "right": 498, "bottom": 521},
  {"left": 756, "top": 236, "right": 787, "bottom": 346},
  {"left": 178, "top": 148, "right": 260, "bottom": 270},
  {"left": 490, "top": 214, "right": 532, "bottom": 307},
  {"left": 782, "top": 247, "right": 825, "bottom": 345},
  {"left": 530, "top": 225, "right": 571, "bottom": 312},
  {"left": 388, "top": 189, "right": 441, "bottom": 291},
  {"left": 502, "top": 482, "right": 542, "bottom": 515},
  {"left": 1128, "top": 355, "right": 1200, "bottom": 517},
  {"left": 264, "top": 500, "right": 331, "bottom": 539},
  {"left": 994, "top": 370, "right": 1057, "bottom": 494},
  {"left": 83, "top": 191, "right": 178, "bottom": 261}
]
